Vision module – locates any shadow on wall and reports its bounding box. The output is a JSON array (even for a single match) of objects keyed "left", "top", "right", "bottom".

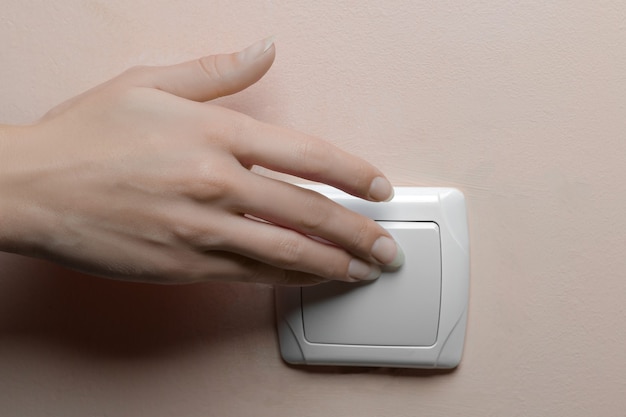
[
  {"left": 0, "top": 253, "right": 459, "bottom": 379},
  {"left": 286, "top": 363, "right": 455, "bottom": 378},
  {"left": 0, "top": 253, "right": 275, "bottom": 360}
]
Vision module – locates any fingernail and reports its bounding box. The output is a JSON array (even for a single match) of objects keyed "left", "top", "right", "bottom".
[
  {"left": 371, "top": 236, "right": 405, "bottom": 268},
  {"left": 369, "top": 177, "right": 394, "bottom": 202},
  {"left": 262, "top": 36, "right": 275, "bottom": 52},
  {"left": 348, "top": 258, "right": 381, "bottom": 281},
  {"left": 238, "top": 36, "right": 275, "bottom": 62}
]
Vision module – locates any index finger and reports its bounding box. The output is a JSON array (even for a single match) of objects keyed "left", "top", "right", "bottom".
[{"left": 228, "top": 116, "right": 394, "bottom": 202}]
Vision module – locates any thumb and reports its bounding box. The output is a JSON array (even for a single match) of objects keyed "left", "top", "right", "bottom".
[{"left": 128, "top": 37, "right": 276, "bottom": 102}]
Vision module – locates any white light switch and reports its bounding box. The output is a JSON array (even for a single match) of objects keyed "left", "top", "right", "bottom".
[
  {"left": 275, "top": 187, "right": 469, "bottom": 369},
  {"left": 302, "top": 222, "right": 441, "bottom": 346}
]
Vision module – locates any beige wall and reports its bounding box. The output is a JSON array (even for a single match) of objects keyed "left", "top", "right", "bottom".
[{"left": 2, "top": 1, "right": 626, "bottom": 415}]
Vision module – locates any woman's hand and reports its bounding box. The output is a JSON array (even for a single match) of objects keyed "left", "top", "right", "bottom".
[{"left": 0, "top": 38, "right": 403, "bottom": 285}]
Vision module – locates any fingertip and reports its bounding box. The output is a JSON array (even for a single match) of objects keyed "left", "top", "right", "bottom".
[
  {"left": 371, "top": 236, "right": 404, "bottom": 268},
  {"left": 132, "top": 38, "right": 277, "bottom": 102},
  {"left": 237, "top": 36, "right": 276, "bottom": 64},
  {"left": 262, "top": 36, "right": 276, "bottom": 53},
  {"left": 368, "top": 177, "right": 394, "bottom": 202},
  {"left": 347, "top": 258, "right": 382, "bottom": 281},
  {"left": 385, "top": 241, "right": 405, "bottom": 270}
]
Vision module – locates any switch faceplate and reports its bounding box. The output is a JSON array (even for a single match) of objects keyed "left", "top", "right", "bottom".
[
  {"left": 275, "top": 187, "right": 469, "bottom": 369},
  {"left": 302, "top": 222, "right": 441, "bottom": 347}
]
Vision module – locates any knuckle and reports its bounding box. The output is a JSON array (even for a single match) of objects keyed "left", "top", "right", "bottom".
[
  {"left": 293, "top": 138, "right": 330, "bottom": 177},
  {"left": 198, "top": 55, "right": 223, "bottom": 81},
  {"left": 353, "top": 162, "right": 372, "bottom": 194},
  {"left": 296, "top": 192, "right": 330, "bottom": 231},
  {"left": 222, "top": 112, "right": 255, "bottom": 151},
  {"left": 272, "top": 235, "right": 304, "bottom": 268},
  {"left": 180, "top": 159, "right": 241, "bottom": 202},
  {"left": 348, "top": 217, "right": 373, "bottom": 252},
  {"left": 318, "top": 258, "right": 344, "bottom": 280},
  {"left": 197, "top": 54, "right": 235, "bottom": 98},
  {"left": 202, "top": 108, "right": 256, "bottom": 156},
  {"left": 169, "top": 217, "right": 226, "bottom": 250}
]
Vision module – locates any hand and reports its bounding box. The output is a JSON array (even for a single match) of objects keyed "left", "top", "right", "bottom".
[{"left": 0, "top": 38, "right": 403, "bottom": 286}]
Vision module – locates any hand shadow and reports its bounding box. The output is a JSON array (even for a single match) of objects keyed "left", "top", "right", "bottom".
[
  {"left": 0, "top": 252, "right": 275, "bottom": 361},
  {"left": 0, "top": 252, "right": 460, "bottom": 378}
]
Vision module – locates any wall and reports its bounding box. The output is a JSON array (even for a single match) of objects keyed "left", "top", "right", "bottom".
[{"left": 1, "top": 1, "right": 625, "bottom": 415}]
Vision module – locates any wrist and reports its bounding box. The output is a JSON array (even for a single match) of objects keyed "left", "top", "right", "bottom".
[{"left": 0, "top": 124, "right": 46, "bottom": 254}]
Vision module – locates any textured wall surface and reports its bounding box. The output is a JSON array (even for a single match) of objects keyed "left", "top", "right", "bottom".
[{"left": 1, "top": 1, "right": 626, "bottom": 415}]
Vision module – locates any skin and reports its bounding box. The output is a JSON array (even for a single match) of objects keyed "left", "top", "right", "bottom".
[{"left": 0, "top": 38, "right": 402, "bottom": 286}]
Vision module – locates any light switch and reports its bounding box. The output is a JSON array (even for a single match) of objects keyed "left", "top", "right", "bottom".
[
  {"left": 275, "top": 187, "right": 469, "bottom": 369},
  {"left": 302, "top": 222, "right": 441, "bottom": 346}
]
